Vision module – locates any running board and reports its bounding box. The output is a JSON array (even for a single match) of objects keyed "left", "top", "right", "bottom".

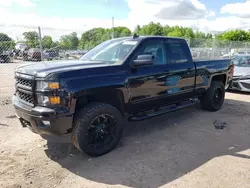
[{"left": 128, "top": 99, "right": 195, "bottom": 121}]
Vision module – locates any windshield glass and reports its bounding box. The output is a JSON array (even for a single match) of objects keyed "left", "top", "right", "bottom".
[
  {"left": 79, "top": 38, "right": 137, "bottom": 63},
  {"left": 233, "top": 56, "right": 250, "bottom": 67}
]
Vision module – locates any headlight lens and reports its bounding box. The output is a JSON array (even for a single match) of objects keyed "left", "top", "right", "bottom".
[
  {"left": 36, "top": 81, "right": 59, "bottom": 90},
  {"left": 37, "top": 94, "right": 61, "bottom": 105},
  {"left": 37, "top": 94, "right": 50, "bottom": 105}
]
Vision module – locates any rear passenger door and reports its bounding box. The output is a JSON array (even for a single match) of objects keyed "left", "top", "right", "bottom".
[{"left": 164, "top": 39, "right": 196, "bottom": 101}]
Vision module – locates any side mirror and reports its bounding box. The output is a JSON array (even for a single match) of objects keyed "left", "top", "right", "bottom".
[{"left": 132, "top": 54, "right": 154, "bottom": 67}]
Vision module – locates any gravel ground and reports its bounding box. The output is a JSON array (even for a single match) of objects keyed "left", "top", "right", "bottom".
[{"left": 0, "top": 63, "right": 249, "bottom": 188}]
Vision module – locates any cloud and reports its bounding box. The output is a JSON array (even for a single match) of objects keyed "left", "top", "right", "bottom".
[
  {"left": 0, "top": 7, "right": 130, "bottom": 41},
  {"left": 126, "top": 0, "right": 214, "bottom": 23},
  {"left": 1, "top": 0, "right": 250, "bottom": 41},
  {"left": 0, "top": 0, "right": 36, "bottom": 7},
  {"left": 221, "top": 1, "right": 250, "bottom": 18}
]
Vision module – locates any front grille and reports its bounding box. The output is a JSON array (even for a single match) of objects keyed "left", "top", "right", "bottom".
[
  {"left": 16, "top": 91, "right": 34, "bottom": 105},
  {"left": 15, "top": 73, "right": 34, "bottom": 105},
  {"left": 16, "top": 78, "right": 32, "bottom": 88}
]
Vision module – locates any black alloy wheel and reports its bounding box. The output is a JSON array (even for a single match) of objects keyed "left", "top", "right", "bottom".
[{"left": 86, "top": 114, "right": 117, "bottom": 149}]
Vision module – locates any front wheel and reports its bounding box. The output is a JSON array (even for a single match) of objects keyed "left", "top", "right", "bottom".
[
  {"left": 200, "top": 81, "right": 225, "bottom": 112},
  {"left": 72, "top": 102, "right": 124, "bottom": 157}
]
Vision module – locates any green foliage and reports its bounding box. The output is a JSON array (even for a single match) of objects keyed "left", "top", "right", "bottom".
[
  {"left": 79, "top": 28, "right": 110, "bottom": 50},
  {"left": 6, "top": 22, "right": 250, "bottom": 52},
  {"left": 23, "top": 31, "right": 39, "bottom": 48},
  {"left": 216, "top": 30, "right": 250, "bottom": 41},
  {"left": 78, "top": 26, "right": 131, "bottom": 50},
  {"left": 134, "top": 25, "right": 141, "bottom": 34},
  {"left": 137, "top": 22, "right": 163, "bottom": 36},
  {"left": 113, "top": 26, "right": 131, "bottom": 37},
  {"left": 59, "top": 32, "right": 79, "bottom": 50},
  {"left": 42, "top": 36, "right": 53, "bottom": 49},
  {"left": 0, "top": 33, "right": 15, "bottom": 52}
]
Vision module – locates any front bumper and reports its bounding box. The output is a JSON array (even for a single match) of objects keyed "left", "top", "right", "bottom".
[
  {"left": 12, "top": 95, "right": 73, "bottom": 136},
  {"left": 230, "top": 78, "right": 250, "bottom": 92}
]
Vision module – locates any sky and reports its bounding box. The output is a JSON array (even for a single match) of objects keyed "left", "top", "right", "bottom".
[{"left": 0, "top": 0, "right": 250, "bottom": 40}]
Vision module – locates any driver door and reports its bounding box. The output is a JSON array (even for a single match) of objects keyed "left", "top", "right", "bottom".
[{"left": 127, "top": 38, "right": 169, "bottom": 112}]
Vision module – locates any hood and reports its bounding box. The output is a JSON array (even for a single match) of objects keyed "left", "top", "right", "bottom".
[
  {"left": 15, "top": 60, "right": 113, "bottom": 77},
  {"left": 234, "top": 66, "right": 250, "bottom": 77}
]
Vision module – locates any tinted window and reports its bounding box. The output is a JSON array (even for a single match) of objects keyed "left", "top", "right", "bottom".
[
  {"left": 166, "top": 40, "right": 189, "bottom": 64},
  {"left": 136, "top": 40, "right": 166, "bottom": 65},
  {"left": 80, "top": 38, "right": 137, "bottom": 63}
]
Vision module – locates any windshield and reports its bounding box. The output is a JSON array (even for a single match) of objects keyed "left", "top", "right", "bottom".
[
  {"left": 233, "top": 56, "right": 250, "bottom": 67},
  {"left": 80, "top": 38, "right": 137, "bottom": 63}
]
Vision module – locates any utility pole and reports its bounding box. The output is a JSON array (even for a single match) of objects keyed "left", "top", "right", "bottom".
[
  {"left": 38, "top": 26, "right": 43, "bottom": 61},
  {"left": 111, "top": 17, "right": 114, "bottom": 39}
]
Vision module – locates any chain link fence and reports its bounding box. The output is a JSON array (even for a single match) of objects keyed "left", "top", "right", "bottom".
[
  {"left": 187, "top": 38, "right": 250, "bottom": 60},
  {"left": 1, "top": 24, "right": 250, "bottom": 112}
]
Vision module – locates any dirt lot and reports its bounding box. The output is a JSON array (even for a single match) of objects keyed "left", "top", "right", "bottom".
[{"left": 0, "top": 64, "right": 249, "bottom": 188}]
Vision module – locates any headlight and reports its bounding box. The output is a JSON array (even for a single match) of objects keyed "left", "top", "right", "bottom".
[
  {"left": 36, "top": 81, "right": 59, "bottom": 91},
  {"left": 37, "top": 94, "right": 61, "bottom": 105},
  {"left": 36, "top": 80, "right": 61, "bottom": 105}
]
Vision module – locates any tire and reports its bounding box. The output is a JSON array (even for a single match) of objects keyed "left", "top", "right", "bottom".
[
  {"left": 72, "top": 102, "right": 124, "bottom": 157},
  {"left": 200, "top": 81, "right": 225, "bottom": 112}
]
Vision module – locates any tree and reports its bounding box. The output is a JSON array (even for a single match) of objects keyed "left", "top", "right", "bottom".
[
  {"left": 42, "top": 36, "right": 53, "bottom": 49},
  {"left": 23, "top": 31, "right": 39, "bottom": 48},
  {"left": 134, "top": 25, "right": 142, "bottom": 34},
  {"left": 79, "top": 28, "right": 110, "bottom": 50},
  {"left": 138, "top": 22, "right": 163, "bottom": 36},
  {"left": 59, "top": 32, "right": 79, "bottom": 50},
  {"left": 0, "top": 33, "right": 15, "bottom": 52},
  {"left": 163, "top": 25, "right": 173, "bottom": 36},
  {"left": 216, "top": 30, "right": 250, "bottom": 41},
  {"left": 113, "top": 26, "right": 131, "bottom": 37},
  {"left": 168, "top": 30, "right": 182, "bottom": 37}
]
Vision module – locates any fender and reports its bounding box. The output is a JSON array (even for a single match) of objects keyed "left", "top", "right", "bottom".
[{"left": 64, "top": 72, "right": 129, "bottom": 114}]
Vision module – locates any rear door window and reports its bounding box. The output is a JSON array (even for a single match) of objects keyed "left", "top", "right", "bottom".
[{"left": 166, "top": 39, "right": 190, "bottom": 64}]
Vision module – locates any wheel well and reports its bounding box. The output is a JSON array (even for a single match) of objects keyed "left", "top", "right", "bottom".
[
  {"left": 75, "top": 90, "right": 125, "bottom": 116},
  {"left": 211, "top": 74, "right": 226, "bottom": 86}
]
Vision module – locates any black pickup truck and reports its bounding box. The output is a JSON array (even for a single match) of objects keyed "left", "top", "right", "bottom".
[{"left": 13, "top": 36, "right": 234, "bottom": 156}]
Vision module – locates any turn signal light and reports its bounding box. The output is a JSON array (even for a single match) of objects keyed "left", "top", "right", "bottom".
[
  {"left": 49, "top": 96, "right": 60, "bottom": 104},
  {"left": 48, "top": 82, "right": 59, "bottom": 89}
]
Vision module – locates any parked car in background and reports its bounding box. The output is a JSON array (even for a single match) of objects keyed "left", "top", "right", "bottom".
[
  {"left": 0, "top": 50, "right": 12, "bottom": 63},
  {"left": 228, "top": 55, "right": 250, "bottom": 92},
  {"left": 235, "top": 51, "right": 250, "bottom": 55},
  {"left": 23, "top": 48, "right": 41, "bottom": 61},
  {"left": 43, "top": 49, "right": 59, "bottom": 60}
]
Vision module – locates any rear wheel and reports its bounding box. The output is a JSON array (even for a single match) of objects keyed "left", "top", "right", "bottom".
[
  {"left": 72, "top": 102, "right": 124, "bottom": 157},
  {"left": 200, "top": 81, "right": 225, "bottom": 112}
]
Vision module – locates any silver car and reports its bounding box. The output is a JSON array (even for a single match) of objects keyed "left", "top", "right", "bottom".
[{"left": 229, "top": 55, "right": 250, "bottom": 92}]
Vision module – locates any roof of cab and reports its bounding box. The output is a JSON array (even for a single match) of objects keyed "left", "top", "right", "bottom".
[{"left": 111, "top": 35, "right": 186, "bottom": 42}]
